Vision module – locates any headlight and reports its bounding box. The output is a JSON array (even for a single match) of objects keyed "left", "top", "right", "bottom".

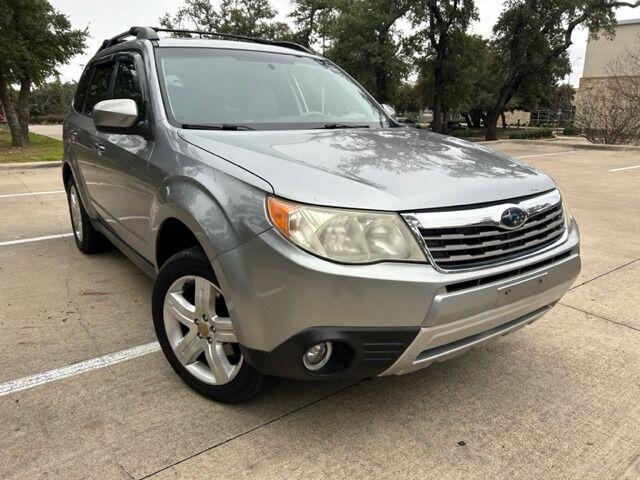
[{"left": 267, "top": 196, "right": 426, "bottom": 264}]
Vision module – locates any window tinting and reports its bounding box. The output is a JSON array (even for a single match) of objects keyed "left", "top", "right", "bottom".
[
  {"left": 114, "top": 59, "right": 143, "bottom": 112},
  {"left": 74, "top": 69, "right": 92, "bottom": 113},
  {"left": 84, "top": 62, "right": 114, "bottom": 115}
]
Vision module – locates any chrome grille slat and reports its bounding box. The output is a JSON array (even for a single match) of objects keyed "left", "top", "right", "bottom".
[
  {"left": 403, "top": 190, "right": 567, "bottom": 271},
  {"left": 434, "top": 228, "right": 564, "bottom": 263},
  {"left": 420, "top": 208, "right": 563, "bottom": 241},
  {"left": 426, "top": 217, "right": 565, "bottom": 252}
]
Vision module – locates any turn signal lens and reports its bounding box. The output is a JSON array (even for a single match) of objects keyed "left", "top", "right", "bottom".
[
  {"left": 266, "top": 196, "right": 425, "bottom": 264},
  {"left": 267, "top": 196, "right": 296, "bottom": 236}
]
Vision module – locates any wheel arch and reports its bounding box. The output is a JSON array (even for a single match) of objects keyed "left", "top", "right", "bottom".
[
  {"left": 151, "top": 176, "right": 243, "bottom": 271},
  {"left": 62, "top": 161, "right": 73, "bottom": 189},
  {"left": 155, "top": 216, "right": 210, "bottom": 269}
]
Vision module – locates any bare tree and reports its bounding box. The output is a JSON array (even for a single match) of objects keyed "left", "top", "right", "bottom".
[{"left": 576, "top": 40, "right": 640, "bottom": 145}]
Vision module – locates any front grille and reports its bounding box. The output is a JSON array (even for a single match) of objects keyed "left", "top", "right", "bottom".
[{"left": 419, "top": 202, "right": 566, "bottom": 270}]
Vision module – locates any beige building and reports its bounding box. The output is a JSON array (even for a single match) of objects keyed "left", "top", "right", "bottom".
[{"left": 576, "top": 18, "right": 640, "bottom": 103}]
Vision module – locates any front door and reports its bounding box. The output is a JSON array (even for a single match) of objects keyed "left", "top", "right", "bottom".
[{"left": 73, "top": 53, "right": 155, "bottom": 261}]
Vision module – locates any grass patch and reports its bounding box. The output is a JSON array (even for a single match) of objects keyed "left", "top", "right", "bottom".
[{"left": 0, "top": 128, "right": 62, "bottom": 164}]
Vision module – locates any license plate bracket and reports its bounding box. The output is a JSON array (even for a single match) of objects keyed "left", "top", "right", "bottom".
[{"left": 497, "top": 272, "right": 547, "bottom": 307}]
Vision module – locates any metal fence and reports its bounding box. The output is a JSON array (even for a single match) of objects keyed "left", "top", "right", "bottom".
[{"left": 529, "top": 108, "right": 575, "bottom": 128}]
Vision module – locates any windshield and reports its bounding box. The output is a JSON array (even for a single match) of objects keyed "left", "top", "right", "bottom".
[{"left": 155, "top": 47, "right": 390, "bottom": 130}]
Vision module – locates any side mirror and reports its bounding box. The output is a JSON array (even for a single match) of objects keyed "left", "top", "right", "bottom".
[
  {"left": 382, "top": 103, "right": 397, "bottom": 118},
  {"left": 93, "top": 99, "right": 138, "bottom": 129}
]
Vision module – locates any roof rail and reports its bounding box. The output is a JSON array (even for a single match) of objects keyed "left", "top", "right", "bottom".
[
  {"left": 99, "top": 26, "right": 160, "bottom": 52},
  {"left": 153, "top": 27, "right": 314, "bottom": 54},
  {"left": 98, "top": 26, "right": 314, "bottom": 55}
]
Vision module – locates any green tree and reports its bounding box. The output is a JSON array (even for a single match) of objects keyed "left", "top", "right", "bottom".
[
  {"left": 289, "top": 0, "right": 338, "bottom": 49},
  {"left": 416, "top": 31, "right": 489, "bottom": 129},
  {"left": 160, "top": 0, "right": 292, "bottom": 39},
  {"left": 410, "top": 0, "right": 477, "bottom": 133},
  {"left": 0, "top": 0, "right": 86, "bottom": 146},
  {"left": 30, "top": 80, "right": 77, "bottom": 119},
  {"left": 484, "top": 0, "right": 640, "bottom": 141},
  {"left": 325, "top": 0, "right": 411, "bottom": 103},
  {"left": 392, "top": 81, "right": 421, "bottom": 114},
  {"left": 461, "top": 35, "right": 496, "bottom": 127}
]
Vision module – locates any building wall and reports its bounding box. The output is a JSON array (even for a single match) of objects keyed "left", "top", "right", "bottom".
[
  {"left": 504, "top": 110, "right": 531, "bottom": 126},
  {"left": 581, "top": 20, "right": 640, "bottom": 79},
  {"left": 576, "top": 19, "right": 640, "bottom": 123}
]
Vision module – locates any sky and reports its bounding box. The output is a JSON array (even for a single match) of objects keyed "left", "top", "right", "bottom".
[{"left": 49, "top": 0, "right": 640, "bottom": 86}]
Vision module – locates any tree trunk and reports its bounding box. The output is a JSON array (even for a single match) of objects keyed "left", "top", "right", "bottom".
[
  {"left": 501, "top": 112, "right": 507, "bottom": 130},
  {"left": 442, "top": 107, "right": 450, "bottom": 133},
  {"left": 485, "top": 111, "right": 500, "bottom": 141},
  {"left": 431, "top": 96, "right": 443, "bottom": 132},
  {"left": 462, "top": 112, "right": 472, "bottom": 127},
  {"left": 431, "top": 42, "right": 447, "bottom": 133},
  {"left": 485, "top": 78, "right": 521, "bottom": 141},
  {"left": 17, "top": 79, "right": 31, "bottom": 145},
  {"left": 0, "top": 81, "right": 24, "bottom": 147}
]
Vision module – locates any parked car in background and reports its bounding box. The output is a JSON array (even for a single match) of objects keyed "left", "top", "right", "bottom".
[
  {"left": 447, "top": 120, "right": 468, "bottom": 131},
  {"left": 395, "top": 116, "right": 419, "bottom": 128},
  {"left": 63, "top": 27, "right": 581, "bottom": 403}
]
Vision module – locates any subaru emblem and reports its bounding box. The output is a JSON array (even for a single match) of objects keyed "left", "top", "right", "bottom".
[{"left": 500, "top": 207, "right": 527, "bottom": 229}]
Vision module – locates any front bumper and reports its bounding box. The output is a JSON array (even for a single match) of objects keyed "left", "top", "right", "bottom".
[{"left": 214, "top": 219, "right": 580, "bottom": 379}]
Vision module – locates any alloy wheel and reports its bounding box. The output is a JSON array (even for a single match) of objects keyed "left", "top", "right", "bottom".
[{"left": 163, "top": 275, "right": 243, "bottom": 385}]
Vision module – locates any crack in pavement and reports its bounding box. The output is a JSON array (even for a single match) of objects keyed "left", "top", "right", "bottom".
[
  {"left": 559, "top": 302, "right": 640, "bottom": 334},
  {"left": 138, "top": 379, "right": 367, "bottom": 479},
  {"left": 569, "top": 257, "right": 640, "bottom": 292}
]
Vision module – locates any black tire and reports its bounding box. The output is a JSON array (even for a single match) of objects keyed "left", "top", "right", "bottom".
[
  {"left": 152, "top": 247, "right": 266, "bottom": 403},
  {"left": 65, "top": 176, "right": 111, "bottom": 254}
]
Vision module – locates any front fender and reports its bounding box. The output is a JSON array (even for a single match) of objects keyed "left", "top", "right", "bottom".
[{"left": 150, "top": 174, "right": 271, "bottom": 269}]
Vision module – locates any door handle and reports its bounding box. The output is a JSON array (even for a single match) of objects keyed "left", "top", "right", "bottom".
[
  {"left": 69, "top": 129, "right": 78, "bottom": 142},
  {"left": 93, "top": 142, "right": 106, "bottom": 154}
]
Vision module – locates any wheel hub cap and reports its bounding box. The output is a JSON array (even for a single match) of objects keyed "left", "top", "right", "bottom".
[{"left": 197, "top": 321, "right": 209, "bottom": 338}]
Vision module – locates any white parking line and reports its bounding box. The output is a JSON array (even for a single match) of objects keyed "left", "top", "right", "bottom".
[
  {"left": 0, "top": 233, "right": 73, "bottom": 247},
  {"left": 609, "top": 165, "right": 640, "bottom": 172},
  {"left": 0, "top": 342, "right": 161, "bottom": 397},
  {"left": 515, "top": 150, "right": 577, "bottom": 159},
  {"left": 0, "top": 190, "right": 65, "bottom": 199}
]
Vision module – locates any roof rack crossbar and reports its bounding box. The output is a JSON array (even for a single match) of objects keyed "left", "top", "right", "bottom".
[
  {"left": 152, "top": 27, "right": 314, "bottom": 54},
  {"left": 99, "top": 26, "right": 160, "bottom": 51}
]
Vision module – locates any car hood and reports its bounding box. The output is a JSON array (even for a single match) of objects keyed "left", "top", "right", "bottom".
[{"left": 178, "top": 128, "right": 556, "bottom": 211}]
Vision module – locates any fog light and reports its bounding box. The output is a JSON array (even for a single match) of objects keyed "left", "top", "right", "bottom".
[{"left": 303, "top": 342, "right": 333, "bottom": 371}]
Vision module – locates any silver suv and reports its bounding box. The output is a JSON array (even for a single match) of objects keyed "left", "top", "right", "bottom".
[{"left": 63, "top": 27, "right": 581, "bottom": 402}]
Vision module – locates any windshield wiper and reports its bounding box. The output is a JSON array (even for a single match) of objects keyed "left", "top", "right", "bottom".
[
  {"left": 316, "top": 123, "right": 371, "bottom": 129},
  {"left": 181, "top": 123, "right": 255, "bottom": 131}
]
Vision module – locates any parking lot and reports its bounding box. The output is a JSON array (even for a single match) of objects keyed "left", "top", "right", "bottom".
[{"left": 1, "top": 142, "right": 639, "bottom": 479}]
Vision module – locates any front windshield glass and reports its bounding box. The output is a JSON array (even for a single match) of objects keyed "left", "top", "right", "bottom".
[{"left": 155, "top": 47, "right": 389, "bottom": 129}]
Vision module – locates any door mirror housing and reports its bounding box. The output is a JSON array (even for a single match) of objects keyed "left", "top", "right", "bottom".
[{"left": 93, "top": 99, "right": 139, "bottom": 129}]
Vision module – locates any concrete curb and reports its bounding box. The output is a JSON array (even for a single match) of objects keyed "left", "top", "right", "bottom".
[
  {"left": 479, "top": 139, "right": 640, "bottom": 152},
  {"left": 0, "top": 161, "right": 61, "bottom": 171}
]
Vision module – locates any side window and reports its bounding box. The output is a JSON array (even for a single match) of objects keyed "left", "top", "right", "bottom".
[
  {"left": 113, "top": 59, "right": 144, "bottom": 114},
  {"left": 73, "top": 68, "right": 92, "bottom": 113},
  {"left": 83, "top": 62, "right": 115, "bottom": 115}
]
